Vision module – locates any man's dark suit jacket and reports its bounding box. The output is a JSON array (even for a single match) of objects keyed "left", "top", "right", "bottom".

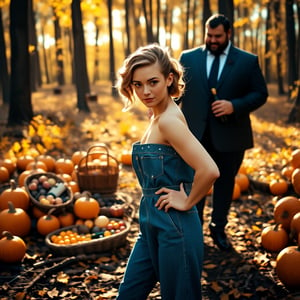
[{"left": 179, "top": 45, "right": 268, "bottom": 152}]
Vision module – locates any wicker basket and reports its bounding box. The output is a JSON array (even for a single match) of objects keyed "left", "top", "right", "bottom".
[
  {"left": 45, "top": 222, "right": 130, "bottom": 255},
  {"left": 76, "top": 144, "right": 119, "bottom": 194},
  {"left": 24, "top": 172, "right": 73, "bottom": 213}
]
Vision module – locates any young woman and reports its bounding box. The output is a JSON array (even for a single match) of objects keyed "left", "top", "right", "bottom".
[{"left": 116, "top": 44, "right": 219, "bottom": 300}]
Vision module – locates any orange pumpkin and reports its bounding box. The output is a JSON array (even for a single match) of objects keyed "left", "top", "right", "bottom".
[
  {"left": 55, "top": 158, "right": 74, "bottom": 175},
  {"left": 281, "top": 166, "right": 294, "bottom": 180},
  {"left": 18, "top": 169, "right": 43, "bottom": 187},
  {"left": 0, "top": 158, "right": 16, "bottom": 175},
  {"left": 67, "top": 181, "right": 80, "bottom": 194},
  {"left": 0, "top": 231, "right": 27, "bottom": 263},
  {"left": 37, "top": 155, "right": 56, "bottom": 172},
  {"left": 291, "top": 149, "right": 300, "bottom": 169},
  {"left": 0, "top": 166, "right": 10, "bottom": 183},
  {"left": 0, "top": 201, "right": 31, "bottom": 237},
  {"left": 276, "top": 233, "right": 300, "bottom": 289},
  {"left": 57, "top": 173, "right": 72, "bottom": 183},
  {"left": 26, "top": 160, "right": 48, "bottom": 172},
  {"left": 235, "top": 173, "right": 250, "bottom": 192},
  {"left": 291, "top": 168, "right": 300, "bottom": 195},
  {"left": 58, "top": 211, "right": 75, "bottom": 227},
  {"left": 16, "top": 155, "right": 35, "bottom": 171},
  {"left": 120, "top": 151, "right": 132, "bottom": 166},
  {"left": 0, "top": 179, "right": 30, "bottom": 211},
  {"left": 269, "top": 179, "right": 288, "bottom": 196},
  {"left": 31, "top": 206, "right": 46, "bottom": 218},
  {"left": 73, "top": 192, "right": 100, "bottom": 219},
  {"left": 238, "top": 164, "right": 247, "bottom": 175},
  {"left": 71, "top": 151, "right": 87, "bottom": 166},
  {"left": 290, "top": 212, "right": 300, "bottom": 241},
  {"left": 37, "top": 209, "right": 60, "bottom": 235},
  {"left": 261, "top": 224, "right": 289, "bottom": 252},
  {"left": 274, "top": 196, "right": 300, "bottom": 230},
  {"left": 232, "top": 183, "right": 241, "bottom": 200}
]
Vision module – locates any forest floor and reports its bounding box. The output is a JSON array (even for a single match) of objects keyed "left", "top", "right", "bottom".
[{"left": 0, "top": 82, "right": 300, "bottom": 300}]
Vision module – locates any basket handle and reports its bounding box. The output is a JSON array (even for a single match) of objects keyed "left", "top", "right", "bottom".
[
  {"left": 86, "top": 143, "right": 110, "bottom": 156},
  {"left": 77, "top": 150, "right": 119, "bottom": 171}
]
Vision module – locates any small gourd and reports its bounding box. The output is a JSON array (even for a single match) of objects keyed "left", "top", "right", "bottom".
[
  {"left": 36, "top": 208, "right": 60, "bottom": 236},
  {"left": 58, "top": 210, "right": 75, "bottom": 227},
  {"left": 0, "top": 201, "right": 31, "bottom": 237},
  {"left": 0, "top": 231, "right": 27, "bottom": 263}
]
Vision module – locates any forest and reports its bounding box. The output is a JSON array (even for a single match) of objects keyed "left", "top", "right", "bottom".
[
  {"left": 0, "top": 0, "right": 300, "bottom": 299},
  {"left": 0, "top": 0, "right": 299, "bottom": 127}
]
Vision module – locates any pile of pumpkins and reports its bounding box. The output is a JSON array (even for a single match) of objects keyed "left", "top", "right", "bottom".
[
  {"left": 260, "top": 195, "right": 300, "bottom": 290},
  {"left": 0, "top": 149, "right": 130, "bottom": 264},
  {"left": 257, "top": 149, "right": 300, "bottom": 290}
]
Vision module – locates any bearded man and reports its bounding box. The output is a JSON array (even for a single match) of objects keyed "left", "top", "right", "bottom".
[{"left": 178, "top": 14, "right": 268, "bottom": 251}]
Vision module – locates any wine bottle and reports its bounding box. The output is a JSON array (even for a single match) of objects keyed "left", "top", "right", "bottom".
[
  {"left": 211, "top": 88, "right": 227, "bottom": 123},
  {"left": 47, "top": 182, "right": 66, "bottom": 198}
]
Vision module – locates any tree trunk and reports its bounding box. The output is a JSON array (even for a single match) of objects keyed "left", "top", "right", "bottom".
[
  {"left": 264, "top": 1, "right": 272, "bottom": 83},
  {"left": 71, "top": 0, "right": 90, "bottom": 112},
  {"left": 93, "top": 20, "right": 100, "bottom": 83},
  {"left": 0, "top": 7, "right": 10, "bottom": 105},
  {"left": 28, "top": 0, "right": 41, "bottom": 92},
  {"left": 53, "top": 8, "right": 65, "bottom": 86},
  {"left": 273, "top": 0, "right": 285, "bottom": 95},
  {"left": 124, "top": 0, "right": 131, "bottom": 57},
  {"left": 7, "top": 0, "right": 33, "bottom": 127},
  {"left": 183, "top": 0, "right": 190, "bottom": 50},
  {"left": 142, "top": 0, "right": 154, "bottom": 43},
  {"left": 107, "top": 0, "right": 118, "bottom": 97},
  {"left": 202, "top": 0, "right": 212, "bottom": 39},
  {"left": 218, "top": 0, "right": 234, "bottom": 40},
  {"left": 285, "top": 0, "right": 297, "bottom": 92}
]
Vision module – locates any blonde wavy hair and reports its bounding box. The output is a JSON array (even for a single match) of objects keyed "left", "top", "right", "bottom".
[{"left": 116, "top": 44, "right": 185, "bottom": 110}]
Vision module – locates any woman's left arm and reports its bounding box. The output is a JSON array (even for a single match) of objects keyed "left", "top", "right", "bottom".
[{"left": 155, "top": 116, "right": 219, "bottom": 212}]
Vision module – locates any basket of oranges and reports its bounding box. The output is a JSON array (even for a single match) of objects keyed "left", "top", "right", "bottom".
[
  {"left": 45, "top": 217, "right": 130, "bottom": 255},
  {"left": 76, "top": 144, "right": 119, "bottom": 194}
]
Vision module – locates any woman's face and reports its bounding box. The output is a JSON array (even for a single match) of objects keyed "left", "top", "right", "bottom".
[{"left": 131, "top": 61, "right": 173, "bottom": 109}]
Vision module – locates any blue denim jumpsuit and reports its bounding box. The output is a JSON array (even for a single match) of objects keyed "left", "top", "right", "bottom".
[{"left": 117, "top": 143, "right": 203, "bottom": 300}]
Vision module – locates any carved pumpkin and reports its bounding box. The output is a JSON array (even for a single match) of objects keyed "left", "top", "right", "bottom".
[{"left": 0, "top": 231, "right": 27, "bottom": 263}]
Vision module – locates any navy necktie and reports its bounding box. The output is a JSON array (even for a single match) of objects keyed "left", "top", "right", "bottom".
[{"left": 208, "top": 54, "right": 220, "bottom": 88}]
